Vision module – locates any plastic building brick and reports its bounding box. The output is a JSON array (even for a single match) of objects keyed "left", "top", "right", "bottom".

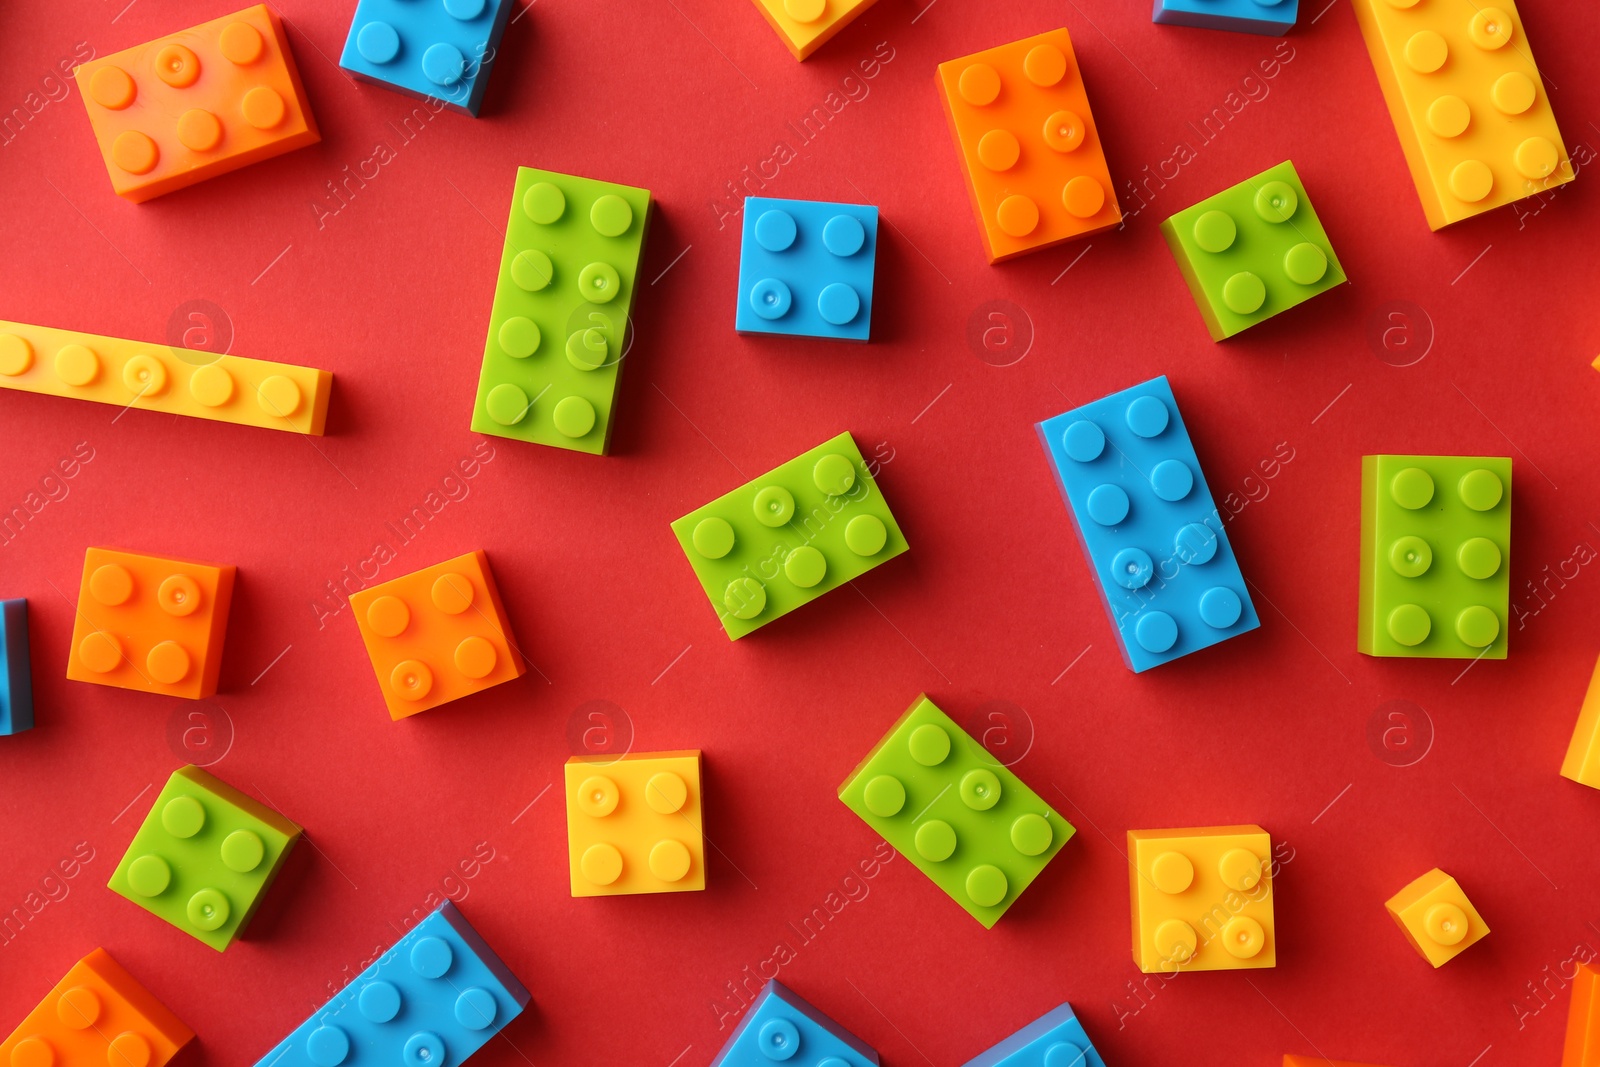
[
  {"left": 108, "top": 765, "right": 301, "bottom": 952},
  {"left": 670, "top": 431, "right": 908, "bottom": 640},
  {"left": 1160, "top": 161, "right": 1346, "bottom": 341},
  {"left": 0, "top": 948, "right": 194, "bottom": 1067},
  {"left": 1284, "top": 1059, "right": 1398, "bottom": 1067},
  {"left": 1358, "top": 454, "right": 1511, "bottom": 659},
  {"left": 1038, "top": 376, "right": 1259, "bottom": 672},
  {"left": 349, "top": 550, "right": 524, "bottom": 720},
  {"left": 0, "top": 319, "right": 332, "bottom": 435},
  {"left": 711, "top": 980, "right": 877, "bottom": 1067},
  {"left": 66, "top": 547, "right": 236, "bottom": 700},
  {"left": 1385, "top": 867, "right": 1489, "bottom": 966},
  {"left": 1561, "top": 655, "right": 1600, "bottom": 788},
  {"left": 1153, "top": 0, "right": 1297, "bottom": 36},
  {"left": 959, "top": 1003, "right": 1106, "bottom": 1067},
  {"left": 736, "top": 197, "right": 879, "bottom": 343},
  {"left": 255, "top": 901, "right": 530, "bottom": 1067},
  {"left": 1350, "top": 0, "right": 1573, "bottom": 230},
  {"left": 470, "top": 167, "right": 652, "bottom": 455},
  {"left": 1563, "top": 962, "right": 1600, "bottom": 1067},
  {"left": 0, "top": 598, "right": 32, "bottom": 735},
  {"left": 339, "top": 0, "right": 514, "bottom": 115},
  {"left": 839, "top": 695, "right": 1074, "bottom": 928},
  {"left": 1127, "top": 825, "right": 1276, "bottom": 973},
  {"left": 564, "top": 751, "right": 705, "bottom": 897},
  {"left": 74, "top": 4, "right": 319, "bottom": 203},
  {"left": 749, "top": 0, "right": 879, "bottom": 60},
  {"left": 936, "top": 28, "right": 1121, "bottom": 264}
]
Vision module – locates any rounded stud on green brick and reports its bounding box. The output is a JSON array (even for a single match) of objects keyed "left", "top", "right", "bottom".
[
  {"left": 1010, "top": 813, "right": 1053, "bottom": 856},
  {"left": 1192, "top": 210, "right": 1236, "bottom": 254},
  {"left": 1389, "top": 535, "right": 1433, "bottom": 578},
  {"left": 1253, "top": 180, "right": 1298, "bottom": 223},
  {"left": 127, "top": 854, "right": 171, "bottom": 897},
  {"left": 844, "top": 515, "right": 887, "bottom": 556},
  {"left": 723, "top": 578, "right": 766, "bottom": 620},
  {"left": 1387, "top": 603, "right": 1432, "bottom": 646},
  {"left": 1459, "top": 468, "right": 1503, "bottom": 511},
  {"left": 966, "top": 864, "right": 1008, "bottom": 908},
  {"left": 915, "top": 819, "right": 957, "bottom": 861},
  {"left": 692, "top": 517, "right": 734, "bottom": 559},
  {"left": 552, "top": 396, "right": 596, "bottom": 438},
  {"left": 1222, "top": 271, "right": 1265, "bottom": 315},
  {"left": 752, "top": 486, "right": 794, "bottom": 527},
  {"left": 578, "top": 262, "right": 620, "bottom": 304},
  {"left": 1390, "top": 467, "right": 1434, "bottom": 509},
  {"left": 162, "top": 795, "right": 205, "bottom": 838},
  {"left": 783, "top": 546, "right": 826, "bottom": 588},
  {"left": 908, "top": 723, "right": 950, "bottom": 766},
  {"left": 1456, "top": 605, "right": 1500, "bottom": 648},
  {"left": 497, "top": 316, "right": 539, "bottom": 358},
  {"left": 221, "top": 829, "right": 265, "bottom": 873},
  {"left": 186, "top": 888, "right": 230, "bottom": 931},
  {"left": 1283, "top": 242, "right": 1328, "bottom": 286},
  {"left": 862, "top": 775, "right": 905, "bottom": 817},
  {"left": 812, "top": 453, "right": 855, "bottom": 496},
  {"left": 590, "top": 195, "right": 633, "bottom": 238},
  {"left": 511, "top": 249, "right": 553, "bottom": 291},
  {"left": 523, "top": 181, "right": 565, "bottom": 224},
  {"left": 1458, "top": 537, "right": 1502, "bottom": 580},
  {"left": 484, "top": 383, "right": 530, "bottom": 426},
  {"left": 960, "top": 768, "right": 1001, "bottom": 810}
]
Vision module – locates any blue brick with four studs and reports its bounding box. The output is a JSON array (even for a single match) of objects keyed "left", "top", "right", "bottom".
[
  {"left": 736, "top": 197, "right": 879, "bottom": 343},
  {"left": 339, "top": 0, "right": 515, "bottom": 116}
]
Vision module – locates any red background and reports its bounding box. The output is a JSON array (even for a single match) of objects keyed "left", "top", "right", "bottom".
[{"left": 3, "top": 1, "right": 1600, "bottom": 1064}]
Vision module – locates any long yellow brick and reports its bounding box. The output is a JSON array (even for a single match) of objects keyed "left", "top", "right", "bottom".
[
  {"left": 0, "top": 320, "right": 331, "bottom": 434},
  {"left": 1350, "top": 0, "right": 1573, "bottom": 230}
]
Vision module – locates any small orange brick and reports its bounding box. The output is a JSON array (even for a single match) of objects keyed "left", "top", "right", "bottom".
[
  {"left": 0, "top": 948, "right": 194, "bottom": 1067},
  {"left": 350, "top": 550, "right": 524, "bottom": 719},
  {"left": 937, "top": 28, "right": 1122, "bottom": 264},
  {"left": 74, "top": 4, "right": 319, "bottom": 202},
  {"left": 66, "top": 547, "right": 235, "bottom": 700}
]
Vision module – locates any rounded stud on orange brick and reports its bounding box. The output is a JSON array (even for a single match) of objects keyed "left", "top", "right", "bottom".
[
  {"left": 90, "top": 563, "right": 134, "bottom": 606},
  {"left": 158, "top": 574, "right": 203, "bottom": 616},
  {"left": 580, "top": 843, "right": 623, "bottom": 885},
  {"left": 78, "top": 631, "right": 124, "bottom": 674},
  {"left": 90, "top": 65, "right": 136, "bottom": 109},
  {"left": 146, "top": 640, "right": 192, "bottom": 685},
  {"left": 177, "top": 108, "right": 223, "bottom": 151},
  {"left": 391, "top": 659, "right": 434, "bottom": 701},
  {"left": 995, "top": 194, "right": 1039, "bottom": 237},
  {"left": 10, "top": 1037, "right": 52, "bottom": 1067},
  {"left": 1150, "top": 850, "right": 1194, "bottom": 894},
  {"left": 784, "top": 0, "right": 826, "bottom": 23},
  {"left": 123, "top": 354, "right": 170, "bottom": 398},
  {"left": 0, "top": 334, "right": 34, "bottom": 376},
  {"left": 55, "top": 343, "right": 101, "bottom": 387},
  {"left": 432, "top": 573, "right": 475, "bottom": 614},
  {"left": 367, "top": 595, "right": 410, "bottom": 638},
  {"left": 958, "top": 63, "right": 1001, "bottom": 107},
  {"left": 1062, "top": 175, "right": 1105, "bottom": 219},
  {"left": 977, "top": 129, "right": 1019, "bottom": 172},
  {"left": 454, "top": 636, "right": 497, "bottom": 679},
  {"left": 258, "top": 374, "right": 305, "bottom": 418},
  {"left": 1427, "top": 95, "right": 1471, "bottom": 138},
  {"left": 109, "top": 1032, "right": 154, "bottom": 1067},
  {"left": 220, "top": 21, "right": 266, "bottom": 65},
  {"left": 242, "top": 86, "right": 288, "bottom": 130},
  {"left": 155, "top": 44, "right": 201, "bottom": 88},
  {"left": 1042, "top": 109, "right": 1084, "bottom": 153},
  {"left": 57, "top": 986, "right": 101, "bottom": 1028},
  {"left": 189, "top": 364, "right": 236, "bottom": 407},
  {"left": 1023, "top": 44, "right": 1067, "bottom": 88},
  {"left": 649, "top": 840, "right": 692, "bottom": 882}
]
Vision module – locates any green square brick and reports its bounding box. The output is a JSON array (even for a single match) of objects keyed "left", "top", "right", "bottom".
[
  {"left": 108, "top": 766, "right": 301, "bottom": 951},
  {"left": 1161, "top": 160, "right": 1346, "bottom": 341},
  {"left": 670, "top": 431, "right": 908, "bottom": 639},
  {"left": 471, "top": 166, "right": 652, "bottom": 454},
  {"left": 838, "top": 695, "right": 1074, "bottom": 928},
  {"left": 1359, "top": 454, "right": 1511, "bottom": 659}
]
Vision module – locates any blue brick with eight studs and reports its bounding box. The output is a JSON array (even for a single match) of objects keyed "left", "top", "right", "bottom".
[
  {"left": 339, "top": 0, "right": 514, "bottom": 116},
  {"left": 736, "top": 197, "right": 879, "bottom": 343}
]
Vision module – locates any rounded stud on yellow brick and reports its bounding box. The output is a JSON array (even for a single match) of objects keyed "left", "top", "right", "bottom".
[
  {"left": 189, "top": 364, "right": 235, "bottom": 408},
  {"left": 1222, "top": 915, "right": 1266, "bottom": 959},
  {"left": 1151, "top": 850, "right": 1194, "bottom": 894},
  {"left": 1427, "top": 95, "right": 1471, "bottom": 137},
  {"left": 1387, "top": 604, "right": 1432, "bottom": 646},
  {"left": 258, "top": 374, "right": 304, "bottom": 418},
  {"left": 646, "top": 772, "right": 688, "bottom": 814},
  {"left": 1448, "top": 160, "right": 1494, "bottom": 204},
  {"left": 1155, "top": 919, "right": 1198, "bottom": 963},
  {"left": 966, "top": 864, "right": 1008, "bottom": 907},
  {"left": 650, "top": 840, "right": 692, "bottom": 881},
  {"left": 577, "top": 775, "right": 620, "bottom": 817},
  {"left": 958, "top": 63, "right": 1001, "bottom": 106},
  {"left": 119, "top": 354, "right": 165, "bottom": 398},
  {"left": 1468, "top": 8, "right": 1513, "bottom": 50},
  {"left": 1491, "top": 72, "right": 1536, "bottom": 115},
  {"left": 915, "top": 820, "right": 957, "bottom": 861},
  {"left": 0, "top": 334, "right": 34, "bottom": 376},
  {"left": 1402, "top": 30, "right": 1447, "bottom": 74},
  {"left": 1218, "top": 848, "right": 1263, "bottom": 891},
  {"left": 1515, "top": 137, "right": 1561, "bottom": 181},
  {"left": 784, "top": 0, "right": 825, "bottom": 23},
  {"left": 1424, "top": 901, "right": 1469, "bottom": 945},
  {"left": 55, "top": 344, "right": 100, "bottom": 387},
  {"left": 580, "top": 843, "right": 623, "bottom": 886}
]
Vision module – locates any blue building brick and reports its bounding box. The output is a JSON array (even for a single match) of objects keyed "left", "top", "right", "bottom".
[
  {"left": 736, "top": 197, "right": 879, "bottom": 343},
  {"left": 1037, "top": 375, "right": 1259, "bottom": 672},
  {"left": 0, "top": 598, "right": 32, "bottom": 735},
  {"left": 712, "top": 980, "right": 877, "bottom": 1067},
  {"left": 339, "top": 0, "right": 514, "bottom": 116},
  {"left": 255, "top": 902, "right": 528, "bottom": 1067},
  {"left": 960, "top": 1003, "right": 1106, "bottom": 1067},
  {"left": 1152, "top": 0, "right": 1297, "bottom": 36}
]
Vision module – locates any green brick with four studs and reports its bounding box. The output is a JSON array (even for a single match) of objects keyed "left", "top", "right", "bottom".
[
  {"left": 839, "top": 694, "right": 1074, "bottom": 929},
  {"left": 1359, "top": 454, "right": 1511, "bottom": 660},
  {"left": 1161, "top": 160, "right": 1346, "bottom": 341},
  {"left": 108, "top": 765, "right": 302, "bottom": 951},
  {"left": 670, "top": 431, "right": 908, "bottom": 639},
  {"left": 470, "top": 166, "right": 652, "bottom": 454}
]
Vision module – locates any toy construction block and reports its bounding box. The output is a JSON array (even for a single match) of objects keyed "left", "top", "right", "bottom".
[
  {"left": 1153, "top": 0, "right": 1297, "bottom": 36},
  {"left": 1561, "top": 655, "right": 1600, "bottom": 788},
  {"left": 564, "top": 751, "right": 705, "bottom": 896},
  {"left": 711, "top": 980, "right": 877, "bottom": 1067},
  {"left": 1564, "top": 962, "right": 1600, "bottom": 1067},
  {"left": 339, "top": 0, "right": 514, "bottom": 115},
  {"left": 1128, "top": 825, "right": 1276, "bottom": 973},
  {"left": 1385, "top": 867, "right": 1489, "bottom": 966},
  {"left": 0, "top": 948, "right": 193, "bottom": 1067},
  {"left": 749, "top": 0, "right": 879, "bottom": 60},
  {"left": 736, "top": 197, "right": 879, "bottom": 342},
  {"left": 960, "top": 1002, "right": 1106, "bottom": 1067},
  {"left": 0, "top": 598, "right": 33, "bottom": 734}
]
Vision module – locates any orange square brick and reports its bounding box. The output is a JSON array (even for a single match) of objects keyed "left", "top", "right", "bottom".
[
  {"left": 350, "top": 550, "right": 525, "bottom": 719},
  {"left": 74, "top": 3, "right": 319, "bottom": 203},
  {"left": 937, "top": 28, "right": 1122, "bottom": 264},
  {"left": 67, "top": 547, "right": 235, "bottom": 700},
  {"left": 0, "top": 948, "right": 194, "bottom": 1067}
]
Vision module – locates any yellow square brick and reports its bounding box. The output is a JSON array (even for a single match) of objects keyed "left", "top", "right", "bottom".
[
  {"left": 1562, "top": 654, "right": 1600, "bottom": 788},
  {"left": 564, "top": 751, "right": 705, "bottom": 897},
  {"left": 1385, "top": 867, "right": 1488, "bottom": 966},
  {"left": 749, "top": 0, "right": 877, "bottom": 60},
  {"left": 1128, "top": 825, "right": 1275, "bottom": 973},
  {"left": 1350, "top": 0, "right": 1573, "bottom": 230}
]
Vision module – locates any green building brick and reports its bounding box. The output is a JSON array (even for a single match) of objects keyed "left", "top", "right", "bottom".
[
  {"left": 670, "top": 431, "right": 908, "bottom": 639},
  {"left": 839, "top": 695, "right": 1074, "bottom": 928},
  {"left": 1359, "top": 454, "right": 1511, "bottom": 659},
  {"left": 470, "top": 166, "right": 652, "bottom": 454},
  {"left": 1161, "top": 160, "right": 1346, "bottom": 341},
  {"left": 108, "top": 765, "right": 301, "bottom": 951}
]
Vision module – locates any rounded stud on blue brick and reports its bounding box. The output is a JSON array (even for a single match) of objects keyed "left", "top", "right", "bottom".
[
  {"left": 1062, "top": 420, "right": 1104, "bottom": 462},
  {"left": 822, "top": 214, "right": 865, "bottom": 256},
  {"left": 1086, "top": 483, "right": 1129, "bottom": 526},
  {"left": 405, "top": 1032, "right": 447, "bottom": 1067},
  {"left": 306, "top": 1024, "right": 350, "bottom": 1067},
  {"left": 456, "top": 987, "right": 498, "bottom": 1030},
  {"left": 750, "top": 278, "right": 792, "bottom": 321},
  {"left": 1199, "top": 587, "right": 1242, "bottom": 629},
  {"left": 410, "top": 935, "right": 453, "bottom": 978},
  {"left": 1111, "top": 547, "right": 1153, "bottom": 590},
  {"left": 754, "top": 209, "right": 797, "bottom": 252},
  {"left": 1174, "top": 522, "right": 1217, "bottom": 565},
  {"left": 1125, "top": 395, "right": 1168, "bottom": 437},
  {"left": 355, "top": 22, "right": 400, "bottom": 64},
  {"left": 1134, "top": 611, "right": 1178, "bottom": 654},
  {"left": 1150, "top": 459, "right": 1193, "bottom": 501},
  {"left": 358, "top": 980, "right": 401, "bottom": 1022},
  {"left": 422, "top": 43, "right": 466, "bottom": 87},
  {"left": 817, "top": 283, "right": 860, "bottom": 326},
  {"left": 759, "top": 1018, "right": 802, "bottom": 1060},
  {"left": 445, "top": 0, "right": 488, "bottom": 18}
]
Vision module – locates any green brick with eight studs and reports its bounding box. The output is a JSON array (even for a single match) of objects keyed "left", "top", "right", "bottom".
[
  {"left": 1358, "top": 454, "right": 1511, "bottom": 659},
  {"left": 108, "top": 765, "right": 302, "bottom": 951},
  {"left": 670, "top": 431, "right": 908, "bottom": 639},
  {"left": 1161, "top": 160, "right": 1346, "bottom": 341},
  {"left": 470, "top": 166, "right": 652, "bottom": 454}
]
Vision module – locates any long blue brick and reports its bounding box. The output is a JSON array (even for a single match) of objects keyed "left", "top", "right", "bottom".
[
  {"left": 1037, "top": 375, "right": 1259, "bottom": 672},
  {"left": 256, "top": 902, "right": 528, "bottom": 1066},
  {"left": 712, "top": 980, "right": 877, "bottom": 1067},
  {"left": 1, "top": 598, "right": 32, "bottom": 735}
]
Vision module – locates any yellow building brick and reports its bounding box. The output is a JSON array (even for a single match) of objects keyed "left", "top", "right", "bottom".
[
  {"left": 1385, "top": 867, "right": 1489, "bottom": 966},
  {"left": 1350, "top": 0, "right": 1572, "bottom": 230},
  {"left": 1562, "top": 655, "right": 1600, "bottom": 788},
  {"left": 564, "top": 751, "right": 705, "bottom": 897},
  {"left": 1127, "top": 825, "right": 1275, "bottom": 973},
  {"left": 748, "top": 0, "right": 878, "bottom": 60}
]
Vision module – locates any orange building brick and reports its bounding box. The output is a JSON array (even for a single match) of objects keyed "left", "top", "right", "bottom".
[
  {"left": 1564, "top": 962, "right": 1600, "bottom": 1067},
  {"left": 350, "top": 550, "right": 524, "bottom": 719},
  {"left": 937, "top": 28, "right": 1121, "bottom": 264},
  {"left": 74, "top": 4, "right": 319, "bottom": 203},
  {"left": 0, "top": 948, "right": 194, "bottom": 1067},
  {"left": 66, "top": 548, "right": 235, "bottom": 700}
]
